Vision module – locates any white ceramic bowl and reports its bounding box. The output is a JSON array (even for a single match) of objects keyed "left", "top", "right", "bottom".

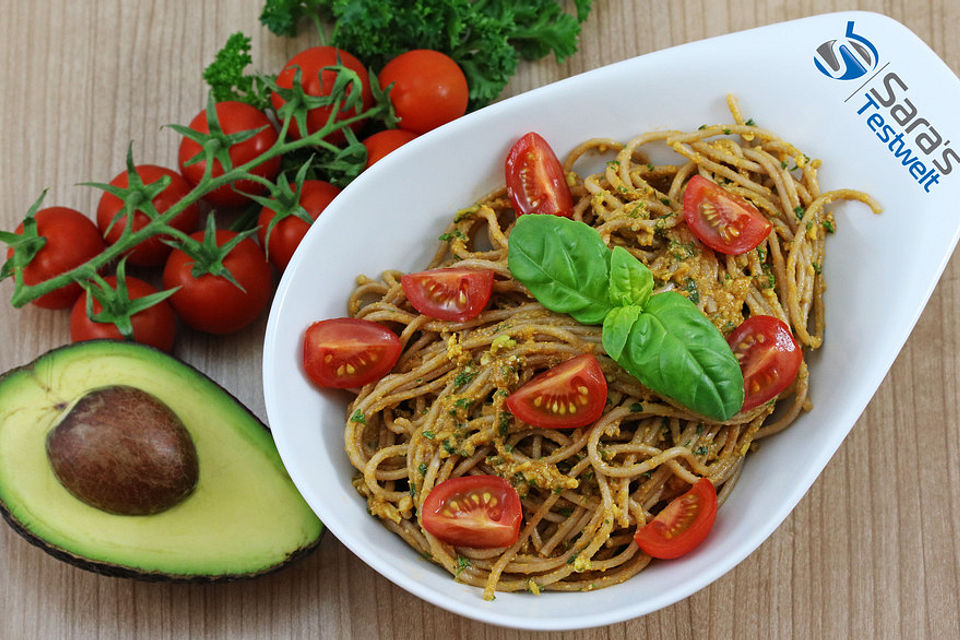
[{"left": 264, "top": 11, "right": 960, "bottom": 630}]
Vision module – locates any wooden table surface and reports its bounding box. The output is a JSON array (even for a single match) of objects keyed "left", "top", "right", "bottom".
[{"left": 2, "top": 1, "right": 959, "bottom": 638}]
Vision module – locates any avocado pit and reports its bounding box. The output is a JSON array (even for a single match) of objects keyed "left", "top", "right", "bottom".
[{"left": 46, "top": 385, "right": 199, "bottom": 515}]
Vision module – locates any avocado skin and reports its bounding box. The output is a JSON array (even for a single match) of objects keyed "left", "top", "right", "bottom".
[
  {"left": 0, "top": 339, "right": 324, "bottom": 582},
  {"left": 0, "top": 506, "right": 322, "bottom": 582}
]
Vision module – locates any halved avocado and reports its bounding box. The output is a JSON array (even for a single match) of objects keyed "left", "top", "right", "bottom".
[{"left": 0, "top": 340, "right": 322, "bottom": 580}]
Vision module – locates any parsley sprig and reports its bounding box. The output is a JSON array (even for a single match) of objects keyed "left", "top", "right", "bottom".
[{"left": 259, "top": 0, "right": 594, "bottom": 109}]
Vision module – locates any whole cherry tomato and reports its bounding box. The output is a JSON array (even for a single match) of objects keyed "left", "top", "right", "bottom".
[
  {"left": 257, "top": 180, "right": 341, "bottom": 272},
  {"left": 96, "top": 165, "right": 200, "bottom": 266},
  {"left": 7, "top": 207, "right": 104, "bottom": 309},
  {"left": 378, "top": 50, "right": 468, "bottom": 134},
  {"left": 162, "top": 230, "right": 272, "bottom": 335},
  {"left": 70, "top": 276, "right": 177, "bottom": 352},
  {"left": 177, "top": 101, "right": 281, "bottom": 208},
  {"left": 362, "top": 129, "right": 418, "bottom": 168},
  {"left": 271, "top": 46, "right": 372, "bottom": 143}
]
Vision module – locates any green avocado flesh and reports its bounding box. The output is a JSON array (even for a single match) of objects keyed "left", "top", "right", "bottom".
[{"left": 0, "top": 340, "right": 322, "bottom": 579}]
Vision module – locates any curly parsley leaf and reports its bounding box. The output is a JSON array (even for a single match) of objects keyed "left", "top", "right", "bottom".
[
  {"left": 203, "top": 32, "right": 275, "bottom": 110},
  {"left": 259, "top": 0, "right": 593, "bottom": 110}
]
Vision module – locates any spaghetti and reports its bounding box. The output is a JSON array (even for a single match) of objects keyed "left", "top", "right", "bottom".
[{"left": 342, "top": 97, "right": 880, "bottom": 598}]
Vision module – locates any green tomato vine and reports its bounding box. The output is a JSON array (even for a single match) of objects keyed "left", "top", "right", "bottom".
[{"left": 1, "top": 62, "right": 390, "bottom": 318}]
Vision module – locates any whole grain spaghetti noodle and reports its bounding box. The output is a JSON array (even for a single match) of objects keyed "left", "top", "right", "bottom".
[{"left": 342, "top": 97, "right": 880, "bottom": 598}]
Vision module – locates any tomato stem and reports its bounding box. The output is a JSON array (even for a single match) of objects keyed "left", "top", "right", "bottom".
[{"left": 5, "top": 81, "right": 386, "bottom": 308}]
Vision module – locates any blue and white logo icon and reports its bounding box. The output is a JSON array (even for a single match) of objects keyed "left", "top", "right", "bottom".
[{"left": 814, "top": 21, "right": 878, "bottom": 80}]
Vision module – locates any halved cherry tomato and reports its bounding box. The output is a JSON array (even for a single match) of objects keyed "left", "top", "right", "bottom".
[
  {"left": 634, "top": 478, "right": 717, "bottom": 559},
  {"left": 401, "top": 268, "right": 494, "bottom": 322},
  {"left": 727, "top": 315, "right": 802, "bottom": 412},
  {"left": 303, "top": 318, "right": 402, "bottom": 389},
  {"left": 421, "top": 475, "right": 523, "bottom": 548},
  {"left": 505, "top": 354, "right": 607, "bottom": 429},
  {"left": 504, "top": 132, "right": 574, "bottom": 218},
  {"left": 682, "top": 175, "right": 772, "bottom": 255}
]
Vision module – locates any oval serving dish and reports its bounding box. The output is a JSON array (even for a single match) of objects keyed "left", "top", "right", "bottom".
[{"left": 263, "top": 11, "right": 960, "bottom": 631}]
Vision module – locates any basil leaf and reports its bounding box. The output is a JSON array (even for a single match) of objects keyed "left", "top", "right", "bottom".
[
  {"left": 608, "top": 246, "right": 653, "bottom": 307},
  {"left": 613, "top": 291, "right": 744, "bottom": 420},
  {"left": 507, "top": 215, "right": 613, "bottom": 324},
  {"left": 601, "top": 305, "right": 642, "bottom": 361}
]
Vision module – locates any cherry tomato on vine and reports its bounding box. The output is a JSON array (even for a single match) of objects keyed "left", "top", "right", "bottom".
[
  {"left": 162, "top": 230, "right": 272, "bottom": 335},
  {"left": 7, "top": 207, "right": 104, "bottom": 309},
  {"left": 271, "top": 46, "right": 372, "bottom": 144},
  {"left": 401, "top": 268, "right": 494, "bottom": 322},
  {"left": 505, "top": 354, "right": 607, "bottom": 429},
  {"left": 96, "top": 165, "right": 200, "bottom": 267},
  {"left": 70, "top": 276, "right": 177, "bottom": 352},
  {"left": 634, "top": 478, "right": 718, "bottom": 560},
  {"left": 257, "top": 180, "right": 341, "bottom": 272},
  {"left": 726, "top": 315, "right": 802, "bottom": 412},
  {"left": 682, "top": 175, "right": 772, "bottom": 255},
  {"left": 378, "top": 50, "right": 468, "bottom": 135},
  {"left": 177, "top": 101, "right": 281, "bottom": 208},
  {"left": 504, "top": 132, "right": 574, "bottom": 218},
  {"left": 362, "top": 129, "right": 418, "bottom": 168},
  {"left": 302, "top": 318, "right": 402, "bottom": 389},
  {"left": 421, "top": 475, "right": 523, "bottom": 548}
]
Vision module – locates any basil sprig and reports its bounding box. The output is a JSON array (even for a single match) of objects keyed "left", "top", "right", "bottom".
[{"left": 507, "top": 215, "right": 744, "bottom": 421}]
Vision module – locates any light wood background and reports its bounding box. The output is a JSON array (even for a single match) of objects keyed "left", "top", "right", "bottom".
[{"left": 2, "top": 1, "right": 959, "bottom": 638}]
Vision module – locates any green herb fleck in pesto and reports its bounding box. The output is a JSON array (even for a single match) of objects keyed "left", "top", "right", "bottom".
[
  {"left": 498, "top": 412, "right": 511, "bottom": 437},
  {"left": 683, "top": 277, "right": 700, "bottom": 304},
  {"left": 454, "top": 369, "right": 477, "bottom": 389},
  {"left": 438, "top": 229, "right": 467, "bottom": 242}
]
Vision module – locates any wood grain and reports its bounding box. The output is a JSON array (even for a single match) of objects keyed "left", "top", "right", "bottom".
[{"left": 1, "top": 1, "right": 959, "bottom": 638}]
